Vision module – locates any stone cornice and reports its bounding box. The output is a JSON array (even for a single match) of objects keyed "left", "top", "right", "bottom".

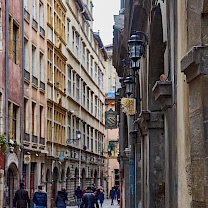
[
  {"left": 135, "top": 110, "right": 164, "bottom": 136},
  {"left": 181, "top": 46, "right": 208, "bottom": 83},
  {"left": 152, "top": 81, "right": 172, "bottom": 111}
]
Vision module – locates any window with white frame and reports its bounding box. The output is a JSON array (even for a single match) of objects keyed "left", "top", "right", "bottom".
[
  {"left": 73, "top": 72, "right": 76, "bottom": 98},
  {"left": 39, "top": 2, "right": 44, "bottom": 28},
  {"left": 90, "top": 92, "right": 93, "bottom": 114},
  {"left": 32, "top": 0, "right": 37, "bottom": 19},
  {"left": 75, "top": 32, "right": 79, "bottom": 59},
  {"left": 67, "top": 65, "right": 72, "bottom": 96},
  {"left": 86, "top": 50, "right": 90, "bottom": 72},
  {"left": 90, "top": 56, "right": 93, "bottom": 76},
  {"left": 32, "top": 46, "right": 36, "bottom": 76},
  {"left": 67, "top": 19, "right": 70, "bottom": 46},
  {"left": 98, "top": 68, "right": 101, "bottom": 87},
  {"left": 39, "top": 52, "right": 44, "bottom": 82},
  {"left": 83, "top": 122, "right": 86, "bottom": 147},
  {"left": 82, "top": 42, "right": 85, "bottom": 67},
  {"left": 87, "top": 126, "right": 89, "bottom": 149},
  {"left": 76, "top": 76, "right": 80, "bottom": 102},
  {"left": 72, "top": 29, "right": 75, "bottom": 51},
  {"left": 95, "top": 96, "right": 97, "bottom": 117},
  {"left": 72, "top": 116, "right": 75, "bottom": 141},
  {"left": 76, "top": 118, "right": 79, "bottom": 145},
  {"left": 94, "top": 62, "right": 98, "bottom": 83},
  {"left": 87, "top": 88, "right": 90, "bottom": 110},
  {"left": 82, "top": 83, "right": 86, "bottom": 107},
  {"left": 91, "top": 128, "right": 93, "bottom": 152},
  {"left": 98, "top": 100, "right": 100, "bottom": 119}
]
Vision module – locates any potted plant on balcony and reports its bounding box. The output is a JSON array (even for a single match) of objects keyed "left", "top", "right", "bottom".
[{"left": 0, "top": 132, "right": 20, "bottom": 154}]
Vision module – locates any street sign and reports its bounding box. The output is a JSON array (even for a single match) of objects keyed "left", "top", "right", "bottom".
[{"left": 105, "top": 108, "right": 117, "bottom": 129}]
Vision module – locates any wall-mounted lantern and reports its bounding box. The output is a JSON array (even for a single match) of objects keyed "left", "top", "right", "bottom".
[{"left": 124, "top": 75, "right": 134, "bottom": 96}]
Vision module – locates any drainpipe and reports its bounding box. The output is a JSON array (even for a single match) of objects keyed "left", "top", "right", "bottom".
[
  {"left": 129, "top": 68, "right": 135, "bottom": 208},
  {"left": 20, "top": 0, "right": 25, "bottom": 183},
  {"left": 4, "top": 0, "right": 9, "bottom": 206}
]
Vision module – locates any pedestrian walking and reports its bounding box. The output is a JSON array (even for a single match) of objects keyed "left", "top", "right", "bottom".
[
  {"left": 109, "top": 187, "right": 116, "bottom": 205},
  {"left": 80, "top": 186, "right": 96, "bottom": 208},
  {"left": 74, "top": 186, "right": 82, "bottom": 208},
  {"left": 117, "top": 187, "right": 120, "bottom": 205},
  {"left": 99, "top": 186, "right": 104, "bottom": 207},
  {"left": 55, "top": 187, "right": 68, "bottom": 208},
  {"left": 13, "top": 182, "right": 30, "bottom": 208},
  {"left": 33, "top": 185, "right": 47, "bottom": 208}
]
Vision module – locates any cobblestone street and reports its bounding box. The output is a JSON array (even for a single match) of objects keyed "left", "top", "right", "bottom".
[{"left": 66, "top": 198, "right": 120, "bottom": 208}]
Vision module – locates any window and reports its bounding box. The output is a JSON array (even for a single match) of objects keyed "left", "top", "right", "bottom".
[
  {"left": 24, "top": 39, "right": 28, "bottom": 70},
  {"left": 67, "top": 65, "right": 72, "bottom": 96},
  {"left": 91, "top": 92, "right": 93, "bottom": 114},
  {"left": 75, "top": 32, "right": 79, "bottom": 59},
  {"left": 83, "top": 123, "right": 86, "bottom": 147},
  {"left": 82, "top": 42, "right": 85, "bottom": 67},
  {"left": 82, "top": 83, "right": 86, "bottom": 106},
  {"left": 12, "top": 104, "right": 18, "bottom": 140},
  {"left": 76, "top": 76, "right": 80, "bottom": 102},
  {"left": 32, "top": 0, "right": 37, "bottom": 19},
  {"left": 39, "top": 3, "right": 44, "bottom": 28},
  {"left": 32, "top": 102, "right": 36, "bottom": 135},
  {"left": 98, "top": 68, "right": 101, "bottom": 87},
  {"left": 32, "top": 46, "right": 36, "bottom": 76},
  {"left": 91, "top": 128, "right": 93, "bottom": 152},
  {"left": 95, "top": 97, "right": 97, "bottom": 117},
  {"left": 24, "top": 98, "right": 28, "bottom": 132},
  {"left": 90, "top": 56, "right": 93, "bottom": 76},
  {"left": 40, "top": 53, "right": 44, "bottom": 81},
  {"left": 94, "top": 63, "right": 98, "bottom": 83},
  {"left": 73, "top": 72, "right": 76, "bottom": 98},
  {"left": 13, "top": 23, "right": 18, "bottom": 64},
  {"left": 87, "top": 88, "right": 90, "bottom": 110},
  {"left": 39, "top": 106, "right": 43, "bottom": 137},
  {"left": 67, "top": 115, "right": 71, "bottom": 142},
  {"left": 87, "top": 126, "right": 89, "bottom": 149},
  {"left": 67, "top": 19, "right": 70, "bottom": 45},
  {"left": 72, "top": 29, "right": 75, "bottom": 50},
  {"left": 86, "top": 50, "right": 90, "bottom": 72}
]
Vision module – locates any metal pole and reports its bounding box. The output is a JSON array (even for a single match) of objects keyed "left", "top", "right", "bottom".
[
  {"left": 20, "top": 0, "right": 25, "bottom": 183},
  {"left": 129, "top": 68, "right": 135, "bottom": 208}
]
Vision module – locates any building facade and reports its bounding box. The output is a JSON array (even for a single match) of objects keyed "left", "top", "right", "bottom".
[
  {"left": 113, "top": 0, "right": 208, "bottom": 208},
  {"left": 104, "top": 44, "right": 120, "bottom": 198},
  {"left": 0, "top": 0, "right": 107, "bottom": 207}
]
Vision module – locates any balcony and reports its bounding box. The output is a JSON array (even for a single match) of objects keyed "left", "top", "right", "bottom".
[
  {"left": 24, "top": 8, "right": 30, "bottom": 23},
  {"left": 32, "top": 75, "right": 38, "bottom": 88},
  {"left": 24, "top": 69, "right": 30, "bottom": 83},
  {"left": 32, "top": 135, "right": 38, "bottom": 143},
  {"left": 40, "top": 137, "right": 45, "bottom": 145},
  {"left": 32, "top": 18, "right": 38, "bottom": 31},
  {"left": 39, "top": 81, "right": 45, "bottom": 92},
  {"left": 39, "top": 26, "right": 45, "bottom": 38}
]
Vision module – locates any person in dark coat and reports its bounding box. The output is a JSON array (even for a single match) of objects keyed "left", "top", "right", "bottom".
[
  {"left": 80, "top": 186, "right": 96, "bottom": 208},
  {"left": 33, "top": 185, "right": 47, "bottom": 208},
  {"left": 55, "top": 187, "right": 68, "bottom": 208},
  {"left": 109, "top": 187, "right": 116, "bottom": 205},
  {"left": 74, "top": 186, "right": 82, "bottom": 208},
  {"left": 13, "top": 182, "right": 30, "bottom": 208},
  {"left": 117, "top": 187, "right": 120, "bottom": 205},
  {"left": 99, "top": 186, "right": 104, "bottom": 207}
]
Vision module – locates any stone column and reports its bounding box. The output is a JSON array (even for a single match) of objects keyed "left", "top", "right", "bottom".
[
  {"left": 181, "top": 46, "right": 208, "bottom": 207},
  {"left": 138, "top": 110, "right": 165, "bottom": 208}
]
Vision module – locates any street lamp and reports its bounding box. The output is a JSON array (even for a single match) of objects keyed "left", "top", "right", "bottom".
[
  {"left": 128, "top": 31, "right": 148, "bottom": 71},
  {"left": 124, "top": 75, "right": 134, "bottom": 96}
]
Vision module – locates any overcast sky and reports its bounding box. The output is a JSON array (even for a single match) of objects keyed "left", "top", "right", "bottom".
[{"left": 93, "top": 0, "right": 120, "bottom": 46}]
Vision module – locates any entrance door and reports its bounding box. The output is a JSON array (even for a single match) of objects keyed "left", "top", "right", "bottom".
[{"left": 7, "top": 168, "right": 15, "bottom": 208}]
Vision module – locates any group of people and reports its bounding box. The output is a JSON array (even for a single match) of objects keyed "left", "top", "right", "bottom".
[
  {"left": 13, "top": 182, "right": 120, "bottom": 208},
  {"left": 13, "top": 182, "right": 68, "bottom": 208},
  {"left": 74, "top": 184, "right": 105, "bottom": 208}
]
